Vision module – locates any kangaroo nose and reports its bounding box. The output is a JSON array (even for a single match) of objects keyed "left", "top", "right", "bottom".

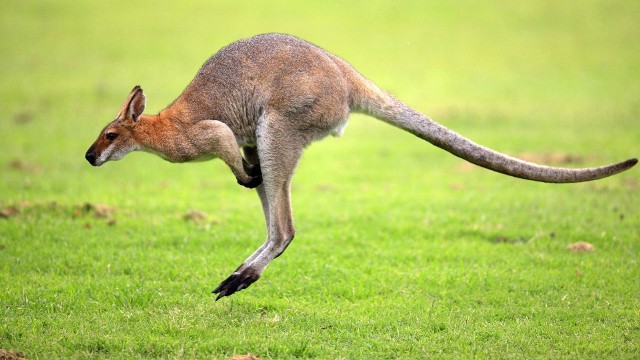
[{"left": 85, "top": 150, "right": 97, "bottom": 166}]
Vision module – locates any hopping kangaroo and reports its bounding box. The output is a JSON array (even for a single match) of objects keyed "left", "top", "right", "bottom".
[{"left": 86, "top": 33, "right": 637, "bottom": 299}]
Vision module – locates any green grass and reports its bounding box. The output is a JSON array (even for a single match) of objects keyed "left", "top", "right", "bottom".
[{"left": 1, "top": 0, "right": 639, "bottom": 358}]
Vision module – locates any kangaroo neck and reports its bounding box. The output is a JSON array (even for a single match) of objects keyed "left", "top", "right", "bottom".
[{"left": 134, "top": 113, "right": 181, "bottom": 161}]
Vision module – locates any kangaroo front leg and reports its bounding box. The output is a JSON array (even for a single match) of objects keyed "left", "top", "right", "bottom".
[{"left": 201, "top": 120, "right": 262, "bottom": 188}]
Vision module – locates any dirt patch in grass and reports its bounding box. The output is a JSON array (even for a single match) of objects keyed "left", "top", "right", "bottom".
[
  {"left": 229, "top": 354, "right": 261, "bottom": 360},
  {"left": 0, "top": 205, "right": 21, "bottom": 219},
  {"left": 77, "top": 203, "right": 116, "bottom": 219},
  {"left": 12, "top": 110, "right": 34, "bottom": 124},
  {"left": 0, "top": 349, "right": 26, "bottom": 360},
  {"left": 568, "top": 241, "right": 594, "bottom": 252},
  {"left": 7, "top": 159, "right": 41, "bottom": 173},
  {"left": 1, "top": 201, "right": 117, "bottom": 226},
  {"left": 183, "top": 209, "right": 208, "bottom": 222},
  {"left": 0, "top": 202, "right": 33, "bottom": 219},
  {"left": 75, "top": 203, "right": 117, "bottom": 227}
]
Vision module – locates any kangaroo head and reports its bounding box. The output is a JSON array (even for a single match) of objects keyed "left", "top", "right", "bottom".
[{"left": 85, "top": 86, "right": 146, "bottom": 166}]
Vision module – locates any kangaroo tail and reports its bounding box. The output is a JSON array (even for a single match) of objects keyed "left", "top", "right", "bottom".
[{"left": 352, "top": 80, "right": 637, "bottom": 183}]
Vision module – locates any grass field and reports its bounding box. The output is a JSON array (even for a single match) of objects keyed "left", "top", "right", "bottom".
[{"left": 1, "top": 0, "right": 639, "bottom": 358}]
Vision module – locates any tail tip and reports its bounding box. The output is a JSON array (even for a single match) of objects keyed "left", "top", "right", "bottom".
[{"left": 625, "top": 158, "right": 638, "bottom": 168}]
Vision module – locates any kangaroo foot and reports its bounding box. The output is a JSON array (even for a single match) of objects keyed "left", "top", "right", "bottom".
[{"left": 213, "top": 266, "right": 261, "bottom": 300}]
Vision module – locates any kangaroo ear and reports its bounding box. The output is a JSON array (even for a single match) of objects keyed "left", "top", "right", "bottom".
[{"left": 118, "top": 85, "right": 146, "bottom": 122}]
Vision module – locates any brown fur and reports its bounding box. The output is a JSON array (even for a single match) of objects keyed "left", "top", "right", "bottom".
[{"left": 86, "top": 33, "right": 637, "bottom": 299}]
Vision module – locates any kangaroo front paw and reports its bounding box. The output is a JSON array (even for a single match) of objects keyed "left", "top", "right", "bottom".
[
  {"left": 237, "top": 174, "right": 262, "bottom": 189},
  {"left": 238, "top": 159, "right": 262, "bottom": 188},
  {"left": 213, "top": 267, "right": 261, "bottom": 300},
  {"left": 242, "top": 158, "right": 262, "bottom": 177}
]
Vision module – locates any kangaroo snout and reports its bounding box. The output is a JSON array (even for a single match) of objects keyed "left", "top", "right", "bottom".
[{"left": 85, "top": 148, "right": 98, "bottom": 166}]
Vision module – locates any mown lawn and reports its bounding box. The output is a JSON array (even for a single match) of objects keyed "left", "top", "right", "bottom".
[{"left": 1, "top": 1, "right": 638, "bottom": 359}]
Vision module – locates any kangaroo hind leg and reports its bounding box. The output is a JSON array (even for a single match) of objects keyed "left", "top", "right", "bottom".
[{"left": 213, "top": 121, "right": 304, "bottom": 300}]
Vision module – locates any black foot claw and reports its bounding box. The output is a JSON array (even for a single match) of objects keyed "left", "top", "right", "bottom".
[{"left": 213, "top": 268, "right": 260, "bottom": 300}]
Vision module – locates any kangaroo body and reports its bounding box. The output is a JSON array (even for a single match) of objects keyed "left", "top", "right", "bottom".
[{"left": 85, "top": 33, "right": 637, "bottom": 299}]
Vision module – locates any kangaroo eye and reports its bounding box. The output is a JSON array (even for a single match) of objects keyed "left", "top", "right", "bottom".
[{"left": 106, "top": 133, "right": 118, "bottom": 141}]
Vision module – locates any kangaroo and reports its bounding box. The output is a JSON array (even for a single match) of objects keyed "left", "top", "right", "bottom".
[{"left": 85, "top": 33, "right": 637, "bottom": 300}]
